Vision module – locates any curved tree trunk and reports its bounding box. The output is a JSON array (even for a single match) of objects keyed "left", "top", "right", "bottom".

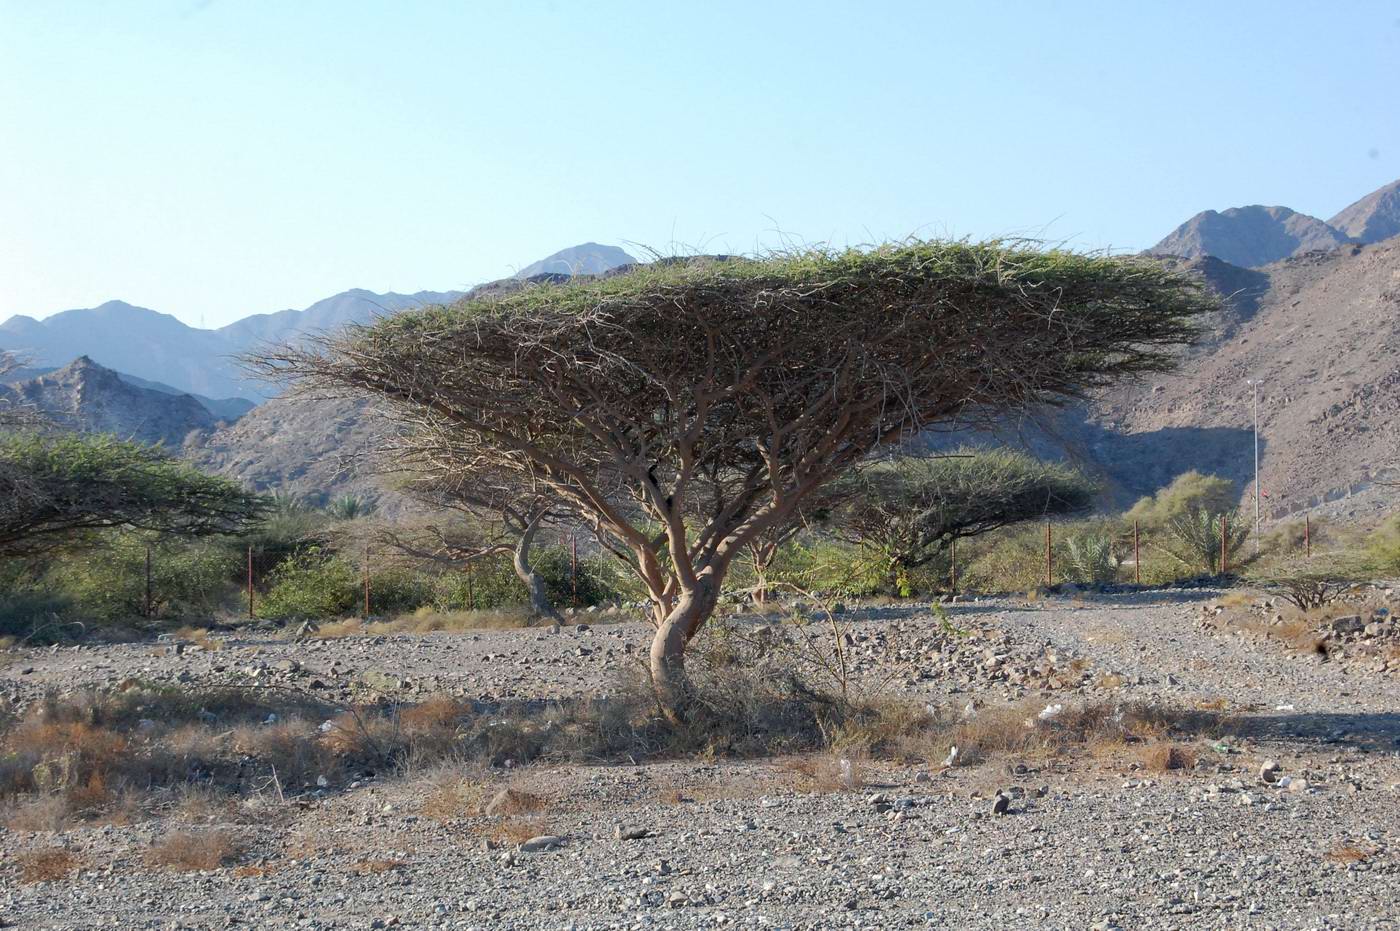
[
  {"left": 513, "top": 515, "right": 562, "bottom": 624},
  {"left": 648, "top": 574, "right": 721, "bottom": 725}
]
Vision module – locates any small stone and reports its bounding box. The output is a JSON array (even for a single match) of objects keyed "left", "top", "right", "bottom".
[{"left": 615, "top": 825, "right": 650, "bottom": 841}]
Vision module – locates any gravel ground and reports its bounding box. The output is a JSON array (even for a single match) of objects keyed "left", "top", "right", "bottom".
[{"left": 3, "top": 592, "right": 1399, "bottom": 930}]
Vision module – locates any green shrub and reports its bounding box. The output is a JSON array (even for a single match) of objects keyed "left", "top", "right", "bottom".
[
  {"left": 1368, "top": 514, "right": 1400, "bottom": 575},
  {"left": 257, "top": 550, "right": 360, "bottom": 619},
  {"left": 1063, "top": 529, "right": 1120, "bottom": 584},
  {"left": 36, "top": 534, "right": 239, "bottom": 623},
  {"left": 429, "top": 546, "right": 634, "bottom": 612},
  {"left": 1125, "top": 472, "right": 1237, "bottom": 530}
]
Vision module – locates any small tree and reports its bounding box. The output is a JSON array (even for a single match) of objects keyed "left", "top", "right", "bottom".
[
  {"left": 380, "top": 472, "right": 565, "bottom": 622},
  {"left": 252, "top": 242, "right": 1210, "bottom": 720},
  {"left": 827, "top": 450, "right": 1096, "bottom": 594},
  {"left": 0, "top": 431, "right": 266, "bottom": 558}
]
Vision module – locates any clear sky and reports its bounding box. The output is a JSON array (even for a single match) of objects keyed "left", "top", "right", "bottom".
[{"left": 2, "top": 1, "right": 1398, "bottom": 328}]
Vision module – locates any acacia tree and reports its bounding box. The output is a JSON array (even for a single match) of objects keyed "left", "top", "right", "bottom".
[
  {"left": 0, "top": 431, "right": 266, "bottom": 558},
  {"left": 830, "top": 449, "right": 1096, "bottom": 593},
  {"left": 380, "top": 470, "right": 565, "bottom": 622},
  {"left": 252, "top": 242, "right": 1211, "bottom": 720}
]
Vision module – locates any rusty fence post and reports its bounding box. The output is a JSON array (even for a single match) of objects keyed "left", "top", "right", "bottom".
[
  {"left": 1220, "top": 513, "right": 1229, "bottom": 576},
  {"left": 949, "top": 538, "right": 958, "bottom": 594}
]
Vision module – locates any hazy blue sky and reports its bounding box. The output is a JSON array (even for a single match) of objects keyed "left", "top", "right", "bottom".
[{"left": 3, "top": 1, "right": 1398, "bottom": 328}]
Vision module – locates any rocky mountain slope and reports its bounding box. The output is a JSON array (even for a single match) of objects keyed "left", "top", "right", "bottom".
[
  {"left": 1329, "top": 178, "right": 1400, "bottom": 245},
  {"left": 0, "top": 356, "right": 223, "bottom": 447},
  {"left": 1084, "top": 239, "right": 1400, "bottom": 520}
]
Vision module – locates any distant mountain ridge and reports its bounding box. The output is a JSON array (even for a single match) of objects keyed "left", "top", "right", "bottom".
[
  {"left": 515, "top": 243, "right": 636, "bottom": 278},
  {"left": 1150, "top": 178, "right": 1400, "bottom": 267},
  {"left": 0, "top": 243, "right": 637, "bottom": 401}
]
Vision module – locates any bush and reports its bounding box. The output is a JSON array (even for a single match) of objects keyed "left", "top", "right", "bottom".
[
  {"left": 1063, "top": 529, "right": 1120, "bottom": 584},
  {"left": 1125, "top": 472, "right": 1237, "bottom": 530},
  {"left": 1367, "top": 514, "right": 1400, "bottom": 575},
  {"left": 431, "top": 546, "right": 633, "bottom": 612},
  {"left": 257, "top": 550, "right": 360, "bottom": 619}
]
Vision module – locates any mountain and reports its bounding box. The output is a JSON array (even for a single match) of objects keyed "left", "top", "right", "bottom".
[
  {"left": 0, "top": 244, "right": 634, "bottom": 401},
  {"left": 215, "top": 288, "right": 465, "bottom": 349},
  {"left": 515, "top": 243, "right": 637, "bottom": 278},
  {"left": 0, "top": 300, "right": 243, "bottom": 400},
  {"left": 6, "top": 364, "right": 255, "bottom": 422},
  {"left": 1328, "top": 179, "right": 1400, "bottom": 245},
  {"left": 1, "top": 356, "right": 221, "bottom": 448},
  {"left": 1081, "top": 239, "right": 1400, "bottom": 520},
  {"left": 189, "top": 396, "right": 400, "bottom": 508},
  {"left": 1149, "top": 205, "right": 1350, "bottom": 268}
]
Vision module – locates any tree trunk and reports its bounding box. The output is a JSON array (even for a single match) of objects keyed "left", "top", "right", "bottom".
[
  {"left": 513, "top": 516, "right": 562, "bottom": 624},
  {"left": 648, "top": 574, "right": 721, "bottom": 725}
]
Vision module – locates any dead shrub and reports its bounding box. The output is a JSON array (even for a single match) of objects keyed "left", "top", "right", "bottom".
[
  {"left": 419, "top": 775, "right": 487, "bottom": 822},
  {"left": 1326, "top": 843, "right": 1374, "bottom": 865},
  {"left": 4, "top": 794, "right": 75, "bottom": 832},
  {"left": 487, "top": 817, "right": 551, "bottom": 846},
  {"left": 781, "top": 752, "right": 865, "bottom": 793},
  {"left": 15, "top": 847, "right": 81, "bottom": 883},
  {"left": 146, "top": 830, "right": 245, "bottom": 871},
  {"left": 1138, "top": 741, "right": 1197, "bottom": 773}
]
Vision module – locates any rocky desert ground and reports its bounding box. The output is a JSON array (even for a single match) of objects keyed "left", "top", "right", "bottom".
[{"left": 3, "top": 589, "right": 1399, "bottom": 930}]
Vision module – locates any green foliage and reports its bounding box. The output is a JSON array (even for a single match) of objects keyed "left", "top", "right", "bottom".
[
  {"left": 1366, "top": 514, "right": 1400, "bottom": 575},
  {"left": 1125, "top": 472, "right": 1237, "bottom": 530},
  {"left": 0, "top": 431, "right": 265, "bottom": 558},
  {"left": 49, "top": 534, "right": 239, "bottom": 622},
  {"left": 430, "top": 546, "right": 633, "bottom": 612},
  {"left": 1063, "top": 529, "right": 1119, "bottom": 584},
  {"left": 257, "top": 551, "right": 360, "bottom": 620},
  {"left": 325, "top": 494, "right": 377, "bottom": 521},
  {"left": 1162, "top": 507, "right": 1251, "bottom": 576},
  {"left": 830, "top": 449, "right": 1096, "bottom": 592},
  {"left": 0, "top": 532, "right": 242, "bottom": 634}
]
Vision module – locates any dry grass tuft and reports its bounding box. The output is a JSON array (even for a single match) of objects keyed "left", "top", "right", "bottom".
[
  {"left": 1326, "top": 843, "right": 1374, "bottom": 865},
  {"left": 3, "top": 794, "right": 75, "bottom": 831},
  {"left": 146, "top": 830, "right": 245, "bottom": 872},
  {"left": 488, "top": 816, "right": 552, "bottom": 846},
  {"left": 419, "top": 775, "right": 487, "bottom": 821},
  {"left": 780, "top": 752, "right": 865, "bottom": 793},
  {"left": 351, "top": 858, "right": 406, "bottom": 874},
  {"left": 1138, "top": 741, "right": 1197, "bottom": 773},
  {"left": 16, "top": 847, "right": 81, "bottom": 883},
  {"left": 485, "top": 786, "right": 549, "bottom": 816}
]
